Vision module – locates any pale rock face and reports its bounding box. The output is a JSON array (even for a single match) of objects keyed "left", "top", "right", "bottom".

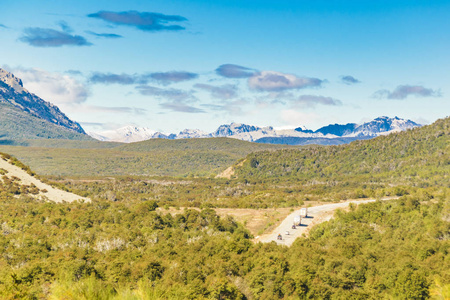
[{"left": 0, "top": 68, "right": 27, "bottom": 93}]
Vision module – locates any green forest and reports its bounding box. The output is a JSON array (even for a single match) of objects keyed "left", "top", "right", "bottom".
[{"left": 0, "top": 117, "right": 449, "bottom": 299}]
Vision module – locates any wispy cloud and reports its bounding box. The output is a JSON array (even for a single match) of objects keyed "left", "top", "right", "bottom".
[
  {"left": 85, "top": 31, "right": 122, "bottom": 39},
  {"left": 90, "top": 72, "right": 145, "bottom": 85},
  {"left": 373, "top": 85, "right": 441, "bottom": 100},
  {"left": 160, "top": 102, "right": 205, "bottom": 113},
  {"left": 68, "top": 105, "right": 146, "bottom": 115},
  {"left": 291, "top": 95, "right": 342, "bottom": 108},
  {"left": 137, "top": 85, "right": 204, "bottom": 113},
  {"left": 136, "top": 85, "right": 194, "bottom": 101},
  {"left": 58, "top": 21, "right": 73, "bottom": 33},
  {"left": 248, "top": 71, "right": 323, "bottom": 92},
  {"left": 149, "top": 71, "right": 198, "bottom": 85},
  {"left": 90, "top": 71, "right": 197, "bottom": 85},
  {"left": 66, "top": 70, "right": 83, "bottom": 75},
  {"left": 201, "top": 99, "right": 246, "bottom": 115},
  {"left": 87, "top": 106, "right": 147, "bottom": 114},
  {"left": 4, "top": 66, "right": 90, "bottom": 104},
  {"left": 215, "top": 64, "right": 256, "bottom": 78},
  {"left": 87, "top": 10, "right": 187, "bottom": 32},
  {"left": 341, "top": 75, "right": 360, "bottom": 85},
  {"left": 20, "top": 27, "right": 91, "bottom": 47},
  {"left": 194, "top": 83, "right": 238, "bottom": 100}
]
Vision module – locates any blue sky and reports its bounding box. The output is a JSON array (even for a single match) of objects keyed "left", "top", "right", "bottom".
[{"left": 1, "top": 0, "right": 449, "bottom": 133}]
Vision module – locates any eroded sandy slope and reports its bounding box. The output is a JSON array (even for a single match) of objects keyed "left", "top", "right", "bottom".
[{"left": 0, "top": 157, "right": 90, "bottom": 203}]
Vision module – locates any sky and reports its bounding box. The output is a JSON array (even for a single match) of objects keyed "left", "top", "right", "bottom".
[{"left": 1, "top": 0, "right": 449, "bottom": 133}]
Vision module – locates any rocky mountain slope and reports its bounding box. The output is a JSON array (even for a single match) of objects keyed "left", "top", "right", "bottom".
[{"left": 0, "top": 68, "right": 90, "bottom": 143}]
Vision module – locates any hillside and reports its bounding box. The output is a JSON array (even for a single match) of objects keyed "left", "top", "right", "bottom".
[
  {"left": 0, "top": 103, "right": 91, "bottom": 144},
  {"left": 0, "top": 138, "right": 295, "bottom": 177},
  {"left": 235, "top": 117, "right": 449, "bottom": 188}
]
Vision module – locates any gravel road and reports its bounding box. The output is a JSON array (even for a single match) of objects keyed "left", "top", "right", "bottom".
[{"left": 254, "top": 198, "right": 395, "bottom": 246}]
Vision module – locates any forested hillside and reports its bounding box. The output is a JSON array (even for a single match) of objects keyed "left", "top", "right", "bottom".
[
  {"left": 0, "top": 103, "right": 92, "bottom": 144},
  {"left": 236, "top": 117, "right": 449, "bottom": 188}
]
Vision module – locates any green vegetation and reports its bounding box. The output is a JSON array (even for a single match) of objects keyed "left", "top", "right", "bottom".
[
  {"left": 0, "top": 103, "right": 91, "bottom": 145},
  {"left": 0, "top": 118, "right": 449, "bottom": 299},
  {"left": 235, "top": 117, "right": 449, "bottom": 189},
  {"left": 0, "top": 138, "right": 294, "bottom": 177},
  {"left": 37, "top": 118, "right": 447, "bottom": 209},
  {"left": 0, "top": 188, "right": 448, "bottom": 299}
]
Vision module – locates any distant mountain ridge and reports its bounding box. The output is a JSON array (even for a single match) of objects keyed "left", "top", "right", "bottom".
[{"left": 89, "top": 116, "right": 421, "bottom": 145}]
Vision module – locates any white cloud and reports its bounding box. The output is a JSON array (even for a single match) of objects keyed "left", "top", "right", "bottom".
[
  {"left": 248, "top": 71, "right": 323, "bottom": 91},
  {"left": 4, "top": 66, "right": 90, "bottom": 105}
]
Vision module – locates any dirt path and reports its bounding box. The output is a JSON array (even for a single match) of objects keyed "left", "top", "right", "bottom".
[
  {"left": 254, "top": 197, "right": 397, "bottom": 246},
  {"left": 0, "top": 157, "right": 90, "bottom": 203}
]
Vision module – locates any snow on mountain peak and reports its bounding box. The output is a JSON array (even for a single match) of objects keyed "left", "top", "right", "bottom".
[
  {"left": 176, "top": 129, "right": 209, "bottom": 139},
  {"left": 88, "top": 126, "right": 158, "bottom": 143},
  {"left": 348, "top": 116, "right": 420, "bottom": 137},
  {"left": 88, "top": 117, "right": 421, "bottom": 144}
]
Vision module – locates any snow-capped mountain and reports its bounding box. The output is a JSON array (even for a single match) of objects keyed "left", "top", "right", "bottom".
[
  {"left": 209, "top": 123, "right": 324, "bottom": 142},
  {"left": 349, "top": 116, "right": 420, "bottom": 137},
  {"left": 88, "top": 117, "right": 421, "bottom": 145},
  {"left": 177, "top": 129, "right": 209, "bottom": 139},
  {"left": 313, "top": 123, "right": 357, "bottom": 137},
  {"left": 88, "top": 126, "right": 159, "bottom": 143},
  {"left": 212, "top": 123, "right": 262, "bottom": 137}
]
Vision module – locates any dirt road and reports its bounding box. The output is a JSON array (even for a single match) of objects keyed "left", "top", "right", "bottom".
[{"left": 254, "top": 198, "right": 396, "bottom": 246}]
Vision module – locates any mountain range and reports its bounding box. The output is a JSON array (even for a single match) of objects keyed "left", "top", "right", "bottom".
[
  {"left": 0, "top": 68, "right": 90, "bottom": 144},
  {"left": 89, "top": 117, "right": 421, "bottom": 145},
  {"left": 0, "top": 68, "right": 421, "bottom": 146}
]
